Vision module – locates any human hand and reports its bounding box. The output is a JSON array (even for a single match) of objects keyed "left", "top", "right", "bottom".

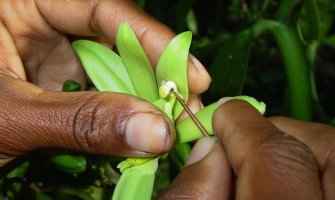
[
  {"left": 0, "top": 0, "right": 211, "bottom": 166},
  {"left": 157, "top": 99, "right": 335, "bottom": 199}
]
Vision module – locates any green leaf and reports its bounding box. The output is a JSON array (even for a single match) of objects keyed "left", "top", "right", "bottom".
[
  {"left": 72, "top": 40, "right": 136, "bottom": 95},
  {"left": 156, "top": 31, "right": 192, "bottom": 120},
  {"left": 113, "top": 158, "right": 159, "bottom": 200},
  {"left": 208, "top": 30, "right": 251, "bottom": 99},
  {"left": 56, "top": 186, "right": 94, "bottom": 200},
  {"left": 49, "top": 154, "right": 86, "bottom": 174},
  {"left": 175, "top": 0, "right": 195, "bottom": 32},
  {"left": 152, "top": 99, "right": 166, "bottom": 112},
  {"left": 317, "top": 0, "right": 334, "bottom": 39},
  {"left": 298, "top": 0, "right": 320, "bottom": 42},
  {"left": 275, "top": 0, "right": 304, "bottom": 25},
  {"left": 62, "top": 80, "right": 81, "bottom": 92},
  {"left": 323, "top": 34, "right": 335, "bottom": 48},
  {"left": 186, "top": 9, "right": 198, "bottom": 34},
  {"left": 5, "top": 161, "right": 30, "bottom": 178},
  {"left": 117, "top": 158, "right": 155, "bottom": 173},
  {"left": 116, "top": 23, "right": 159, "bottom": 102},
  {"left": 152, "top": 159, "right": 170, "bottom": 198}
]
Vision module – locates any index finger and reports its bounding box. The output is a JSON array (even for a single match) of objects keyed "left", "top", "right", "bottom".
[
  {"left": 213, "top": 100, "right": 323, "bottom": 200},
  {"left": 35, "top": 0, "right": 211, "bottom": 94}
]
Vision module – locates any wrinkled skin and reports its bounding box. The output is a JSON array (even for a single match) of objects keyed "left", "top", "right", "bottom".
[
  {"left": 0, "top": 0, "right": 211, "bottom": 165},
  {"left": 157, "top": 100, "right": 335, "bottom": 200}
]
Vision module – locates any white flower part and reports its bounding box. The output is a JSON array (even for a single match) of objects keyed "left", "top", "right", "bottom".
[
  {"left": 165, "top": 81, "right": 177, "bottom": 92},
  {"left": 159, "top": 80, "right": 182, "bottom": 98},
  {"left": 159, "top": 85, "right": 170, "bottom": 98}
]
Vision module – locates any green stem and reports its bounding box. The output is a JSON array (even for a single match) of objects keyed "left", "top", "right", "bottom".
[
  {"left": 251, "top": 20, "right": 312, "bottom": 120},
  {"left": 176, "top": 102, "right": 218, "bottom": 143},
  {"left": 176, "top": 96, "right": 266, "bottom": 143},
  {"left": 306, "top": 42, "right": 319, "bottom": 102},
  {"left": 301, "top": 0, "right": 320, "bottom": 41}
]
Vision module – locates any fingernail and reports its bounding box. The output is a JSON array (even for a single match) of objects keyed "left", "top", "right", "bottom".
[
  {"left": 126, "top": 113, "right": 173, "bottom": 154},
  {"left": 189, "top": 54, "right": 212, "bottom": 83},
  {"left": 185, "top": 137, "right": 216, "bottom": 166},
  {"left": 190, "top": 54, "right": 205, "bottom": 70},
  {"left": 217, "top": 97, "right": 235, "bottom": 106}
]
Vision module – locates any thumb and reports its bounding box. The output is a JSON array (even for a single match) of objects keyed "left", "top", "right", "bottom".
[
  {"left": 156, "top": 137, "right": 231, "bottom": 200},
  {"left": 0, "top": 75, "right": 175, "bottom": 166}
]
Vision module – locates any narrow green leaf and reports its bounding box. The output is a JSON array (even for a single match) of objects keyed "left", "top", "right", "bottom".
[
  {"left": 186, "top": 9, "right": 198, "bottom": 34},
  {"left": 275, "top": 0, "right": 303, "bottom": 25},
  {"left": 117, "top": 158, "right": 155, "bottom": 173},
  {"left": 208, "top": 30, "right": 251, "bottom": 99},
  {"left": 62, "top": 80, "right": 81, "bottom": 92},
  {"left": 72, "top": 40, "right": 136, "bottom": 95},
  {"left": 298, "top": 0, "right": 320, "bottom": 42},
  {"left": 175, "top": 0, "right": 195, "bottom": 32},
  {"left": 152, "top": 159, "right": 170, "bottom": 198},
  {"left": 116, "top": 23, "right": 159, "bottom": 102},
  {"left": 112, "top": 158, "right": 159, "bottom": 200},
  {"left": 156, "top": 32, "right": 192, "bottom": 120},
  {"left": 57, "top": 186, "right": 94, "bottom": 200}
]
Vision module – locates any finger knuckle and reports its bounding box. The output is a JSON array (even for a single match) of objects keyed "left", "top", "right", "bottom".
[
  {"left": 71, "top": 94, "right": 114, "bottom": 152},
  {"left": 255, "top": 132, "right": 318, "bottom": 179}
]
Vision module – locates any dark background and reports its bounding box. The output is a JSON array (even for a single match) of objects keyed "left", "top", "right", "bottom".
[{"left": 139, "top": 0, "right": 335, "bottom": 123}]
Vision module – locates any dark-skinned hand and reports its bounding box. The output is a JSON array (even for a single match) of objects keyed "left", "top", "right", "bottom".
[
  {"left": 157, "top": 99, "right": 335, "bottom": 200},
  {"left": 0, "top": 0, "right": 211, "bottom": 166}
]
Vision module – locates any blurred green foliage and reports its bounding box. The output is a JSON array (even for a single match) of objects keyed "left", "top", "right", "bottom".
[{"left": 143, "top": 0, "right": 335, "bottom": 122}]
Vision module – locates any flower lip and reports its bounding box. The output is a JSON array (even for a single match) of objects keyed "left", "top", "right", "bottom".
[{"left": 159, "top": 80, "right": 183, "bottom": 99}]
